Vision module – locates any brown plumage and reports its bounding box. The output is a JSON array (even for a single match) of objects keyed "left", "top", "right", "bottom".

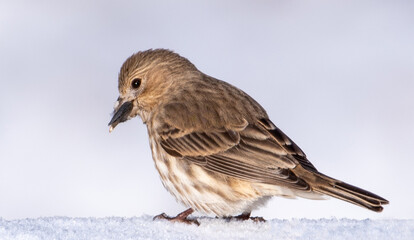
[{"left": 108, "top": 49, "right": 388, "bottom": 223}]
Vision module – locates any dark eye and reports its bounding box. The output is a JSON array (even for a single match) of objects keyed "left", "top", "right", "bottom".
[{"left": 131, "top": 78, "right": 141, "bottom": 89}]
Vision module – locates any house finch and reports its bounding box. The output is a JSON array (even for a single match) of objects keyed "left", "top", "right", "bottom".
[{"left": 108, "top": 49, "right": 388, "bottom": 224}]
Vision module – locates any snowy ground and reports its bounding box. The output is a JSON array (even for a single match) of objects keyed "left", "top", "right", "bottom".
[{"left": 0, "top": 216, "right": 413, "bottom": 240}]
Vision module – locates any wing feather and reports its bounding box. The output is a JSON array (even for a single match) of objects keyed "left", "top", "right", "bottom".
[
  {"left": 157, "top": 119, "right": 315, "bottom": 191},
  {"left": 258, "top": 118, "right": 318, "bottom": 172}
]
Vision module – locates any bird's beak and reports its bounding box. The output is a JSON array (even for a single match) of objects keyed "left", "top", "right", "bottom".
[{"left": 108, "top": 101, "right": 133, "bottom": 133}]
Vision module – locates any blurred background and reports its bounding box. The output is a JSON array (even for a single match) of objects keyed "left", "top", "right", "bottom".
[{"left": 1, "top": 0, "right": 413, "bottom": 220}]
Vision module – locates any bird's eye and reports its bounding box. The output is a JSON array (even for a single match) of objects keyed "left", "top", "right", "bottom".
[{"left": 131, "top": 78, "right": 141, "bottom": 89}]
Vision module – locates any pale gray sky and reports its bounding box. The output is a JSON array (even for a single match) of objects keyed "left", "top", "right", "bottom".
[{"left": 1, "top": 0, "right": 413, "bottom": 220}]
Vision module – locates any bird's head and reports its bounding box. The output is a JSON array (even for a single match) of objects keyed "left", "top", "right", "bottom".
[{"left": 108, "top": 49, "right": 197, "bottom": 132}]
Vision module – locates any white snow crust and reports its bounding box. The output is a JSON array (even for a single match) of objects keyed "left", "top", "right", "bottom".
[{"left": 0, "top": 216, "right": 413, "bottom": 240}]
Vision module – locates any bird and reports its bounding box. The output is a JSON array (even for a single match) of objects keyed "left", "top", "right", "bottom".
[{"left": 108, "top": 49, "right": 388, "bottom": 225}]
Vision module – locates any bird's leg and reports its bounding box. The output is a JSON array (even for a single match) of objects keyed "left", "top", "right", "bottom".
[
  {"left": 224, "top": 212, "right": 266, "bottom": 222},
  {"left": 153, "top": 208, "right": 200, "bottom": 225}
]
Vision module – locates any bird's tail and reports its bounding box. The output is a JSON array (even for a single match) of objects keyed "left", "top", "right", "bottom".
[
  {"left": 312, "top": 173, "right": 389, "bottom": 212},
  {"left": 294, "top": 166, "right": 389, "bottom": 212}
]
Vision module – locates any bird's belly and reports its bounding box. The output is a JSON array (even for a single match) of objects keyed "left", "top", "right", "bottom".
[{"left": 149, "top": 138, "right": 278, "bottom": 216}]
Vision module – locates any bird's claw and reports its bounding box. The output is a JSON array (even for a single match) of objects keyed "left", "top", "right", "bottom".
[
  {"left": 153, "top": 209, "right": 200, "bottom": 226},
  {"left": 223, "top": 212, "right": 266, "bottom": 223}
]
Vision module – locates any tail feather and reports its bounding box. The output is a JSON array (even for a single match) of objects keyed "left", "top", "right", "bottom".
[
  {"left": 292, "top": 165, "right": 389, "bottom": 212},
  {"left": 313, "top": 174, "right": 389, "bottom": 212}
]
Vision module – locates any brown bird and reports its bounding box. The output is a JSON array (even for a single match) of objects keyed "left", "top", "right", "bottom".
[{"left": 108, "top": 49, "right": 388, "bottom": 225}]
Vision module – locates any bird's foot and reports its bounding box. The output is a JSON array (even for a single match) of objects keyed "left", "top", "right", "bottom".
[
  {"left": 224, "top": 212, "right": 266, "bottom": 222},
  {"left": 153, "top": 208, "right": 200, "bottom": 226}
]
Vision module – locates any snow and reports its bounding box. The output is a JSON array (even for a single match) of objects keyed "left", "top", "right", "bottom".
[{"left": 0, "top": 216, "right": 413, "bottom": 240}]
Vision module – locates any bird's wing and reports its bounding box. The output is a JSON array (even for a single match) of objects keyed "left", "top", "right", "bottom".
[
  {"left": 158, "top": 117, "right": 316, "bottom": 191},
  {"left": 257, "top": 118, "right": 317, "bottom": 172}
]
